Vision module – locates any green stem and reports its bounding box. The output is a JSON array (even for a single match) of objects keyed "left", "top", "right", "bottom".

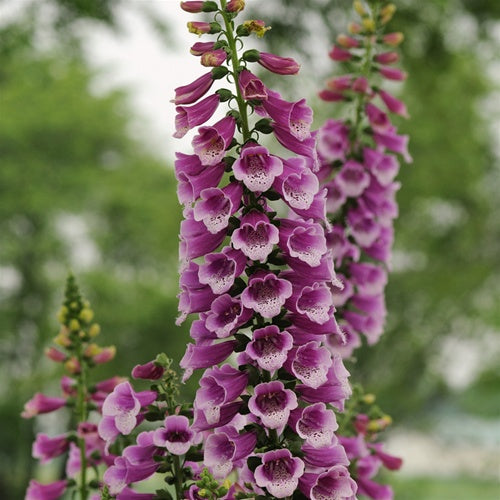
[
  {"left": 219, "top": 1, "right": 251, "bottom": 141},
  {"left": 76, "top": 342, "right": 89, "bottom": 500},
  {"left": 172, "top": 455, "right": 183, "bottom": 500}
]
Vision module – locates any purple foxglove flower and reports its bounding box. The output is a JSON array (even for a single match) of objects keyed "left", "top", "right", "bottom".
[
  {"left": 331, "top": 274, "right": 354, "bottom": 307},
  {"left": 258, "top": 51, "right": 300, "bottom": 75},
  {"left": 192, "top": 116, "right": 236, "bottom": 166},
  {"left": 290, "top": 402, "right": 338, "bottom": 448},
  {"left": 336, "top": 160, "right": 370, "bottom": 198},
  {"left": 344, "top": 309, "right": 385, "bottom": 345},
  {"left": 302, "top": 442, "right": 349, "bottom": 469},
  {"left": 95, "top": 376, "right": 127, "bottom": 394},
  {"left": 299, "top": 465, "right": 357, "bottom": 500},
  {"left": 195, "top": 364, "right": 248, "bottom": 425},
  {"left": 180, "top": 1, "right": 205, "bottom": 13},
  {"left": 378, "top": 89, "right": 409, "bottom": 117},
  {"left": 198, "top": 247, "right": 246, "bottom": 294},
  {"left": 357, "top": 476, "right": 393, "bottom": 500},
  {"left": 373, "top": 128, "right": 412, "bottom": 163},
  {"left": 101, "top": 381, "right": 156, "bottom": 436},
  {"left": 232, "top": 143, "right": 283, "bottom": 192},
  {"left": 287, "top": 309, "right": 341, "bottom": 338},
  {"left": 363, "top": 147, "right": 400, "bottom": 186},
  {"left": 172, "top": 71, "right": 214, "bottom": 105},
  {"left": 273, "top": 157, "right": 319, "bottom": 211},
  {"left": 317, "top": 119, "right": 350, "bottom": 163},
  {"left": 192, "top": 401, "right": 242, "bottom": 431},
  {"left": 298, "top": 355, "right": 351, "bottom": 410},
  {"left": 248, "top": 381, "right": 297, "bottom": 431},
  {"left": 349, "top": 262, "right": 388, "bottom": 295},
  {"left": 375, "top": 51, "right": 399, "bottom": 64},
  {"left": 287, "top": 341, "right": 332, "bottom": 388},
  {"left": 318, "top": 89, "right": 345, "bottom": 102},
  {"left": 21, "top": 393, "right": 66, "bottom": 418},
  {"left": 245, "top": 325, "right": 293, "bottom": 374},
  {"left": 353, "top": 76, "right": 370, "bottom": 93},
  {"left": 32, "top": 433, "right": 69, "bottom": 463},
  {"left": 273, "top": 127, "right": 319, "bottom": 171},
  {"left": 364, "top": 225, "right": 394, "bottom": 262},
  {"left": 174, "top": 93, "right": 221, "bottom": 138},
  {"left": 347, "top": 205, "right": 381, "bottom": 248},
  {"left": 286, "top": 251, "right": 337, "bottom": 284},
  {"left": 327, "top": 225, "right": 360, "bottom": 266},
  {"left": 278, "top": 219, "right": 327, "bottom": 267},
  {"left": 153, "top": 415, "right": 195, "bottom": 455},
  {"left": 262, "top": 89, "right": 313, "bottom": 141},
  {"left": 326, "top": 322, "right": 361, "bottom": 358},
  {"left": 254, "top": 449, "right": 305, "bottom": 498},
  {"left": 201, "top": 49, "right": 227, "bottom": 67},
  {"left": 132, "top": 361, "right": 165, "bottom": 380},
  {"left": 329, "top": 45, "right": 353, "bottom": 61},
  {"left": 44, "top": 346, "right": 66, "bottom": 362},
  {"left": 326, "top": 75, "right": 352, "bottom": 92},
  {"left": 241, "top": 271, "right": 292, "bottom": 318},
  {"left": 291, "top": 282, "right": 333, "bottom": 325},
  {"left": 179, "top": 208, "right": 226, "bottom": 261},
  {"left": 204, "top": 426, "right": 257, "bottom": 478},
  {"left": 365, "top": 102, "right": 391, "bottom": 132},
  {"left": 178, "top": 262, "right": 217, "bottom": 324},
  {"left": 193, "top": 183, "right": 243, "bottom": 234},
  {"left": 104, "top": 455, "right": 158, "bottom": 496},
  {"left": 238, "top": 69, "right": 268, "bottom": 100},
  {"left": 231, "top": 210, "right": 279, "bottom": 262},
  {"left": 290, "top": 188, "right": 328, "bottom": 224},
  {"left": 204, "top": 294, "right": 252, "bottom": 338},
  {"left": 187, "top": 21, "right": 214, "bottom": 35},
  {"left": 179, "top": 340, "right": 237, "bottom": 381},
  {"left": 379, "top": 66, "right": 407, "bottom": 81},
  {"left": 117, "top": 488, "right": 155, "bottom": 500},
  {"left": 190, "top": 41, "right": 216, "bottom": 56},
  {"left": 26, "top": 480, "right": 67, "bottom": 500},
  {"left": 369, "top": 443, "right": 403, "bottom": 471},
  {"left": 98, "top": 415, "right": 120, "bottom": 451},
  {"left": 175, "top": 153, "right": 224, "bottom": 206},
  {"left": 351, "top": 293, "right": 386, "bottom": 316},
  {"left": 362, "top": 180, "right": 400, "bottom": 225}
]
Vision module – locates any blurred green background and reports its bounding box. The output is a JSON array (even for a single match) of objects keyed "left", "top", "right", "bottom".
[{"left": 1, "top": 0, "right": 499, "bottom": 498}]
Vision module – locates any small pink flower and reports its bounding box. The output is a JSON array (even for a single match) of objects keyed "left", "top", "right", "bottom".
[
  {"left": 32, "top": 433, "right": 69, "bottom": 463},
  {"left": 26, "top": 480, "right": 67, "bottom": 500},
  {"left": 201, "top": 49, "right": 227, "bottom": 67},
  {"left": 379, "top": 66, "right": 407, "bottom": 81},
  {"left": 192, "top": 116, "right": 236, "bottom": 166},
  {"left": 180, "top": 1, "right": 205, "bottom": 13},
  {"left": 21, "top": 393, "right": 66, "bottom": 418},
  {"left": 329, "top": 45, "right": 352, "bottom": 61},
  {"left": 258, "top": 52, "right": 300, "bottom": 75},
  {"left": 172, "top": 71, "right": 214, "bottom": 105}
]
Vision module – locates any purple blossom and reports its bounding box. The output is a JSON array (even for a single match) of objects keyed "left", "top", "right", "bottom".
[
  {"left": 273, "top": 157, "right": 320, "bottom": 211},
  {"left": 238, "top": 69, "right": 268, "bottom": 100},
  {"left": 363, "top": 147, "right": 400, "bottom": 186},
  {"left": 254, "top": 449, "right": 305, "bottom": 498},
  {"left": 175, "top": 153, "right": 224, "bottom": 206},
  {"left": 194, "top": 364, "right": 248, "bottom": 425},
  {"left": 198, "top": 247, "right": 246, "bottom": 294},
  {"left": 299, "top": 465, "right": 357, "bottom": 500},
  {"left": 291, "top": 402, "right": 338, "bottom": 448},
  {"left": 131, "top": 361, "right": 165, "bottom": 380},
  {"left": 336, "top": 160, "right": 370, "bottom": 198},
  {"left": 241, "top": 271, "right": 293, "bottom": 318},
  {"left": 174, "top": 93, "right": 221, "bottom": 138},
  {"left": 21, "top": 393, "right": 66, "bottom": 418},
  {"left": 245, "top": 325, "right": 293, "bottom": 373},
  {"left": 258, "top": 51, "right": 300, "bottom": 75},
  {"left": 32, "top": 433, "right": 69, "bottom": 463},
  {"left": 204, "top": 294, "right": 252, "bottom": 338},
  {"left": 288, "top": 341, "right": 332, "bottom": 388},
  {"left": 292, "top": 282, "right": 333, "bottom": 325},
  {"left": 192, "top": 116, "right": 236, "bottom": 166},
  {"left": 231, "top": 210, "right": 279, "bottom": 262},
  {"left": 25, "top": 480, "right": 67, "bottom": 500},
  {"left": 248, "top": 381, "right": 297, "bottom": 431},
  {"left": 101, "top": 381, "right": 156, "bottom": 436},
  {"left": 193, "top": 183, "right": 243, "bottom": 234},
  {"left": 204, "top": 426, "right": 257, "bottom": 478},
  {"left": 317, "top": 119, "right": 350, "bottom": 163},
  {"left": 172, "top": 71, "right": 214, "bottom": 105},
  {"left": 232, "top": 143, "right": 283, "bottom": 192},
  {"left": 154, "top": 415, "right": 196, "bottom": 455}
]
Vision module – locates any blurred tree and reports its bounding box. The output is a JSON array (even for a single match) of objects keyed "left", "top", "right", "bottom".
[
  {"left": 249, "top": 0, "right": 500, "bottom": 421},
  {"left": 0, "top": 18, "right": 186, "bottom": 498}
]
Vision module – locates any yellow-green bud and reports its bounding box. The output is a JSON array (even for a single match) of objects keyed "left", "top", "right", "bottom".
[
  {"left": 380, "top": 4, "right": 396, "bottom": 24},
  {"left": 362, "top": 17, "right": 375, "bottom": 33},
  {"left": 79, "top": 308, "right": 94, "bottom": 323},
  {"left": 57, "top": 306, "right": 68, "bottom": 323},
  {"left": 89, "top": 323, "right": 101, "bottom": 337},
  {"left": 363, "top": 393, "right": 376, "bottom": 404},
  {"left": 69, "top": 319, "right": 80, "bottom": 331},
  {"left": 354, "top": 0, "right": 366, "bottom": 16}
]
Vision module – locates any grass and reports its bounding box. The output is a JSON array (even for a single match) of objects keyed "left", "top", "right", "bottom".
[{"left": 391, "top": 475, "right": 500, "bottom": 500}]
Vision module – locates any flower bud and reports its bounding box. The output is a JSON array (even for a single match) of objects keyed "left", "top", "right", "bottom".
[
  {"left": 363, "top": 393, "right": 376, "bottom": 404},
  {"left": 226, "top": 0, "right": 245, "bottom": 12},
  {"left": 242, "top": 20, "right": 271, "bottom": 38},
  {"left": 85, "top": 343, "right": 102, "bottom": 357},
  {"left": 362, "top": 17, "right": 375, "bottom": 33},
  {"left": 69, "top": 319, "right": 80, "bottom": 331},
  {"left": 54, "top": 328, "right": 71, "bottom": 347},
  {"left": 45, "top": 347, "right": 66, "bottom": 362},
  {"left": 383, "top": 32, "right": 404, "bottom": 46},
  {"left": 242, "top": 49, "right": 260, "bottom": 62},
  {"left": 64, "top": 357, "right": 81, "bottom": 374},
  {"left": 337, "top": 34, "right": 359, "bottom": 48},
  {"left": 201, "top": 49, "right": 227, "bottom": 67},
  {"left": 354, "top": 0, "right": 366, "bottom": 16},
  {"left": 187, "top": 21, "right": 221, "bottom": 36},
  {"left": 380, "top": 4, "right": 396, "bottom": 24},
  {"left": 180, "top": 1, "right": 204, "bottom": 12},
  {"left": 211, "top": 66, "right": 230, "bottom": 79},
  {"left": 93, "top": 346, "right": 116, "bottom": 364},
  {"left": 56, "top": 306, "right": 68, "bottom": 323},
  {"left": 375, "top": 51, "right": 399, "bottom": 65},
  {"left": 348, "top": 22, "right": 362, "bottom": 34},
  {"left": 79, "top": 308, "right": 94, "bottom": 323},
  {"left": 88, "top": 323, "right": 101, "bottom": 337}
]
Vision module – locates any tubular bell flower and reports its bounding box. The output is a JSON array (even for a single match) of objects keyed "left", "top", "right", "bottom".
[
  {"left": 21, "top": 393, "right": 66, "bottom": 418},
  {"left": 257, "top": 51, "right": 300, "bottom": 75},
  {"left": 193, "top": 116, "right": 236, "bottom": 166},
  {"left": 174, "top": 93, "right": 221, "bottom": 138},
  {"left": 172, "top": 71, "right": 215, "bottom": 105},
  {"left": 25, "top": 480, "right": 68, "bottom": 500}
]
